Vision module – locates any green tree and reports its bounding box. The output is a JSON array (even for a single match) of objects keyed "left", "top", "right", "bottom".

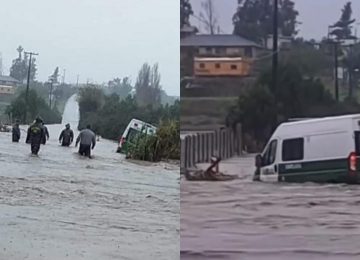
[
  {"left": 280, "top": 39, "right": 332, "bottom": 77},
  {"left": 9, "top": 46, "right": 37, "bottom": 82},
  {"left": 108, "top": 77, "right": 133, "bottom": 99},
  {"left": 78, "top": 86, "right": 104, "bottom": 114},
  {"left": 232, "top": 62, "right": 341, "bottom": 148},
  {"left": 199, "top": 0, "right": 219, "bottom": 35},
  {"left": 49, "top": 67, "right": 60, "bottom": 83},
  {"left": 180, "top": 0, "right": 193, "bottom": 28},
  {"left": 6, "top": 89, "right": 61, "bottom": 124},
  {"left": 135, "top": 63, "right": 162, "bottom": 107},
  {"left": 329, "top": 2, "right": 356, "bottom": 40},
  {"left": 232, "top": 0, "right": 299, "bottom": 45}
]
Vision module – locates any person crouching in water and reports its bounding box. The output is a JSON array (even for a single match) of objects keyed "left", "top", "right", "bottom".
[
  {"left": 59, "top": 123, "right": 74, "bottom": 146},
  {"left": 41, "top": 122, "right": 49, "bottom": 145},
  {"left": 26, "top": 117, "right": 45, "bottom": 155},
  {"left": 75, "top": 124, "right": 96, "bottom": 158},
  {"left": 12, "top": 120, "right": 21, "bottom": 142}
]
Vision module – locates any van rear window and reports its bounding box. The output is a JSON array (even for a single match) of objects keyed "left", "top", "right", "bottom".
[
  {"left": 126, "top": 128, "right": 141, "bottom": 142},
  {"left": 355, "top": 131, "right": 360, "bottom": 155},
  {"left": 282, "top": 138, "right": 304, "bottom": 161}
]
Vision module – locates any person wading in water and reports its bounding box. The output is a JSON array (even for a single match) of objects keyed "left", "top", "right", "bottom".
[
  {"left": 26, "top": 117, "right": 45, "bottom": 155},
  {"left": 41, "top": 122, "right": 49, "bottom": 145},
  {"left": 75, "top": 124, "right": 96, "bottom": 158},
  {"left": 12, "top": 120, "right": 21, "bottom": 142},
  {"left": 59, "top": 123, "right": 74, "bottom": 147}
]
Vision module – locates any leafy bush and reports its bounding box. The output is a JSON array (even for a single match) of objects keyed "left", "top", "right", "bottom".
[
  {"left": 5, "top": 89, "right": 62, "bottom": 124},
  {"left": 126, "top": 120, "right": 180, "bottom": 162}
]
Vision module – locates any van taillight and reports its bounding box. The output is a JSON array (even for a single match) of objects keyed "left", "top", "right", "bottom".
[
  {"left": 349, "top": 152, "right": 357, "bottom": 171},
  {"left": 120, "top": 137, "right": 126, "bottom": 145}
]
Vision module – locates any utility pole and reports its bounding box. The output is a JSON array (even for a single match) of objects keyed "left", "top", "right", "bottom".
[
  {"left": 272, "top": 0, "right": 279, "bottom": 95},
  {"left": 0, "top": 53, "right": 3, "bottom": 76},
  {"left": 24, "top": 51, "right": 38, "bottom": 124},
  {"left": 62, "top": 69, "right": 66, "bottom": 84},
  {"left": 328, "top": 25, "right": 340, "bottom": 102},
  {"left": 49, "top": 79, "right": 54, "bottom": 109},
  {"left": 334, "top": 42, "right": 339, "bottom": 101},
  {"left": 349, "top": 44, "right": 354, "bottom": 99},
  {"left": 76, "top": 74, "right": 79, "bottom": 87}
]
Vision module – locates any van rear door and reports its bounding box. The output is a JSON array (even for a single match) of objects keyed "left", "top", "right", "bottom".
[{"left": 355, "top": 131, "right": 360, "bottom": 155}]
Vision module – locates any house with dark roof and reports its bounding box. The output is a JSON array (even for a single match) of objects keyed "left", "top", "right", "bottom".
[
  {"left": 181, "top": 34, "right": 263, "bottom": 77},
  {"left": 0, "top": 75, "right": 19, "bottom": 86},
  {"left": 0, "top": 75, "right": 19, "bottom": 95},
  {"left": 181, "top": 34, "right": 262, "bottom": 58},
  {"left": 180, "top": 24, "right": 198, "bottom": 39}
]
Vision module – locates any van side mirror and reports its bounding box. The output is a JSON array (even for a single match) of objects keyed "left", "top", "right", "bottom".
[{"left": 255, "top": 154, "right": 262, "bottom": 167}]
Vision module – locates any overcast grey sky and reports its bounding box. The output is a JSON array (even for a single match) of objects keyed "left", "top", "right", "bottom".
[
  {"left": 0, "top": 0, "right": 179, "bottom": 96},
  {"left": 191, "top": 0, "right": 360, "bottom": 40}
]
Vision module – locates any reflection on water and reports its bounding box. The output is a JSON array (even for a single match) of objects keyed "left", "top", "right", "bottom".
[
  {"left": 181, "top": 156, "right": 360, "bottom": 260},
  {"left": 0, "top": 95, "right": 179, "bottom": 260}
]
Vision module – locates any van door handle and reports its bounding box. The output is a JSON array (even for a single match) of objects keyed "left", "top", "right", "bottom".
[{"left": 274, "top": 165, "right": 278, "bottom": 173}]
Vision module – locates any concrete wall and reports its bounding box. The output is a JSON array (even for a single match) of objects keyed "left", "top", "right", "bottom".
[{"left": 181, "top": 124, "right": 242, "bottom": 170}]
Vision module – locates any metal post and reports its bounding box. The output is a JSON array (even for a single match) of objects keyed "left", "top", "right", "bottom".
[
  {"left": 49, "top": 80, "right": 53, "bottom": 109},
  {"left": 24, "top": 51, "right": 38, "bottom": 124},
  {"left": 272, "top": 0, "right": 278, "bottom": 95},
  {"left": 349, "top": 44, "right": 354, "bottom": 99},
  {"left": 334, "top": 43, "right": 339, "bottom": 101}
]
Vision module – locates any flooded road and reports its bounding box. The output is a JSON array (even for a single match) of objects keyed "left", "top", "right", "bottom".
[
  {"left": 0, "top": 95, "right": 179, "bottom": 260},
  {"left": 181, "top": 156, "right": 360, "bottom": 260}
]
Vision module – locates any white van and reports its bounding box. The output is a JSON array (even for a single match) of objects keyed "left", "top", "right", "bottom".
[
  {"left": 255, "top": 114, "right": 360, "bottom": 184},
  {"left": 116, "top": 119, "right": 157, "bottom": 153}
]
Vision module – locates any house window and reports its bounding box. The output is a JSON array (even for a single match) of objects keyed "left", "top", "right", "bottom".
[
  {"left": 244, "top": 47, "right": 253, "bottom": 57},
  {"left": 282, "top": 138, "right": 304, "bottom": 161},
  {"left": 198, "top": 48, "right": 207, "bottom": 55},
  {"left": 230, "top": 64, "right": 237, "bottom": 70},
  {"left": 199, "top": 63, "right": 205, "bottom": 69},
  {"left": 262, "top": 140, "right": 278, "bottom": 166},
  {"left": 205, "top": 47, "right": 212, "bottom": 53},
  {"left": 215, "top": 63, "right": 221, "bottom": 69}
]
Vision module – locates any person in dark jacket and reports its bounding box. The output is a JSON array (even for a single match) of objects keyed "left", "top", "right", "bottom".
[
  {"left": 75, "top": 125, "right": 96, "bottom": 158},
  {"left": 12, "top": 121, "right": 21, "bottom": 142},
  {"left": 59, "top": 123, "right": 74, "bottom": 146},
  {"left": 26, "top": 117, "right": 45, "bottom": 155},
  {"left": 41, "top": 123, "right": 49, "bottom": 145}
]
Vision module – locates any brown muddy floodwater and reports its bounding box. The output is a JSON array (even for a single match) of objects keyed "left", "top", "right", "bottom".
[
  {"left": 0, "top": 95, "right": 179, "bottom": 260},
  {"left": 181, "top": 156, "right": 360, "bottom": 260}
]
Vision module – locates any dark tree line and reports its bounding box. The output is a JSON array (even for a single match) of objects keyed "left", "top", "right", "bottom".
[
  {"left": 78, "top": 87, "right": 179, "bottom": 140},
  {"left": 232, "top": 0, "right": 299, "bottom": 46}
]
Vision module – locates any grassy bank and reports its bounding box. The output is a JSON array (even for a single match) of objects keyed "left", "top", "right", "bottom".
[{"left": 181, "top": 97, "right": 237, "bottom": 130}]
